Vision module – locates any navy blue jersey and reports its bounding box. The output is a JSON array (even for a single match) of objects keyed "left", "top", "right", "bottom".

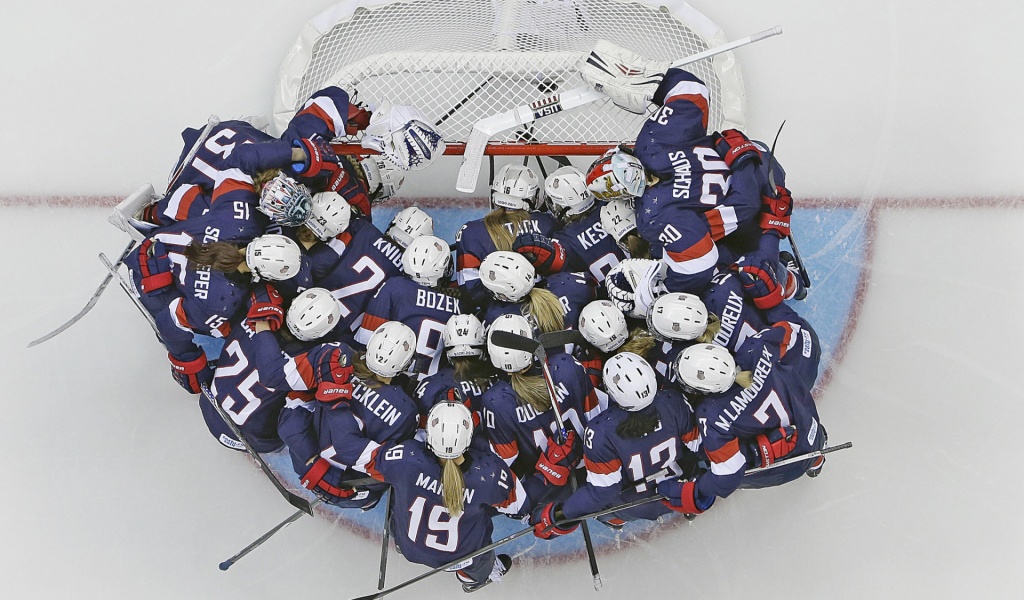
[
  {"left": 648, "top": 338, "right": 694, "bottom": 388},
  {"left": 481, "top": 271, "right": 596, "bottom": 337},
  {"left": 480, "top": 354, "right": 603, "bottom": 475},
  {"left": 365, "top": 440, "right": 529, "bottom": 569},
  {"left": 415, "top": 368, "right": 492, "bottom": 425},
  {"left": 561, "top": 389, "right": 700, "bottom": 521},
  {"left": 702, "top": 272, "right": 767, "bottom": 352},
  {"left": 355, "top": 277, "right": 462, "bottom": 376},
  {"left": 552, "top": 204, "right": 625, "bottom": 284}
]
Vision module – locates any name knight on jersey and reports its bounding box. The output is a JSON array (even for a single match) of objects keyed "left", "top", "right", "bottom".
[
  {"left": 372, "top": 237, "right": 404, "bottom": 269},
  {"left": 352, "top": 383, "right": 403, "bottom": 427},
  {"left": 714, "top": 345, "right": 774, "bottom": 432},
  {"left": 416, "top": 289, "right": 461, "bottom": 313}
]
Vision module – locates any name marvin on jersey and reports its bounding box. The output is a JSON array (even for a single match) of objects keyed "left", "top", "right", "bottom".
[{"left": 714, "top": 345, "right": 773, "bottom": 433}]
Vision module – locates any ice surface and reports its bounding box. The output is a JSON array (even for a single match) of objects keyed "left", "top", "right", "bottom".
[{"left": 2, "top": 1, "right": 1024, "bottom": 599}]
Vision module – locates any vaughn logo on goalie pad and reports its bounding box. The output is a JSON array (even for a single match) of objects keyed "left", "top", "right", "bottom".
[{"left": 530, "top": 96, "right": 564, "bottom": 119}]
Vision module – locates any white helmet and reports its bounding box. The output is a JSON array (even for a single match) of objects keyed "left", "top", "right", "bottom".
[
  {"left": 361, "top": 100, "right": 446, "bottom": 171},
  {"left": 444, "top": 314, "right": 486, "bottom": 359},
  {"left": 603, "top": 352, "right": 658, "bottom": 411},
  {"left": 600, "top": 199, "right": 638, "bottom": 251},
  {"left": 387, "top": 206, "right": 434, "bottom": 249},
  {"left": 611, "top": 148, "right": 647, "bottom": 197},
  {"left": 425, "top": 401, "right": 474, "bottom": 460},
  {"left": 479, "top": 251, "right": 535, "bottom": 302},
  {"left": 245, "top": 234, "right": 301, "bottom": 281},
  {"left": 359, "top": 155, "right": 405, "bottom": 201},
  {"left": 578, "top": 300, "right": 628, "bottom": 353},
  {"left": 364, "top": 321, "right": 417, "bottom": 378},
  {"left": 491, "top": 164, "right": 543, "bottom": 211},
  {"left": 648, "top": 293, "right": 709, "bottom": 342},
  {"left": 305, "top": 192, "right": 352, "bottom": 241},
  {"left": 673, "top": 343, "right": 738, "bottom": 395},
  {"left": 402, "top": 235, "right": 453, "bottom": 287},
  {"left": 545, "top": 166, "right": 595, "bottom": 218},
  {"left": 487, "top": 313, "right": 535, "bottom": 373},
  {"left": 258, "top": 173, "right": 313, "bottom": 226},
  {"left": 286, "top": 288, "right": 341, "bottom": 341}
]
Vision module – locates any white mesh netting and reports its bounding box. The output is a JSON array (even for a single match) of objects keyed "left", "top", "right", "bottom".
[{"left": 273, "top": 0, "right": 745, "bottom": 150}]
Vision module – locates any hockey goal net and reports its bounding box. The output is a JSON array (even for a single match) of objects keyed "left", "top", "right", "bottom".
[{"left": 273, "top": 0, "right": 746, "bottom": 155}]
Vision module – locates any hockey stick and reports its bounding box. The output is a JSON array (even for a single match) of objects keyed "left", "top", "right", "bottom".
[
  {"left": 456, "top": 26, "right": 783, "bottom": 192},
  {"left": 100, "top": 252, "right": 160, "bottom": 334},
  {"left": 764, "top": 120, "right": 811, "bottom": 289},
  {"left": 434, "top": 75, "right": 497, "bottom": 128},
  {"left": 745, "top": 441, "right": 852, "bottom": 474},
  {"left": 27, "top": 241, "right": 139, "bottom": 348},
  {"left": 490, "top": 329, "right": 602, "bottom": 589},
  {"left": 167, "top": 115, "right": 221, "bottom": 191},
  {"left": 351, "top": 479, "right": 666, "bottom": 600},
  {"left": 378, "top": 487, "right": 394, "bottom": 589}
]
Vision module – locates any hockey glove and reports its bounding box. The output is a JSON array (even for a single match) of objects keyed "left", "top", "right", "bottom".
[
  {"left": 314, "top": 346, "right": 355, "bottom": 402},
  {"left": 657, "top": 478, "right": 713, "bottom": 515},
  {"left": 346, "top": 102, "right": 372, "bottom": 136},
  {"left": 245, "top": 282, "right": 285, "bottom": 331},
  {"left": 605, "top": 258, "right": 667, "bottom": 319},
  {"left": 324, "top": 167, "right": 373, "bottom": 217},
  {"left": 168, "top": 351, "right": 212, "bottom": 395},
  {"left": 731, "top": 256, "right": 784, "bottom": 310},
  {"left": 137, "top": 239, "right": 174, "bottom": 293},
  {"left": 513, "top": 233, "right": 566, "bottom": 275},
  {"left": 759, "top": 185, "right": 793, "bottom": 239},
  {"left": 292, "top": 136, "right": 342, "bottom": 179},
  {"left": 749, "top": 426, "right": 798, "bottom": 469},
  {"left": 301, "top": 458, "right": 356, "bottom": 504},
  {"left": 712, "top": 129, "right": 762, "bottom": 169},
  {"left": 535, "top": 430, "right": 582, "bottom": 487},
  {"left": 531, "top": 503, "right": 579, "bottom": 540}
]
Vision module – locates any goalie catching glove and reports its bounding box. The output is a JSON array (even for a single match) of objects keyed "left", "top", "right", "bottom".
[
  {"left": 605, "top": 258, "right": 667, "bottom": 319},
  {"left": 579, "top": 39, "right": 670, "bottom": 114},
  {"left": 360, "top": 100, "right": 446, "bottom": 171}
]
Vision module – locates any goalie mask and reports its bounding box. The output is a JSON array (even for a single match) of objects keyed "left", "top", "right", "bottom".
[
  {"left": 305, "top": 192, "right": 352, "bottom": 241},
  {"left": 386, "top": 206, "right": 434, "bottom": 249},
  {"left": 359, "top": 155, "right": 405, "bottom": 202},
  {"left": 479, "top": 251, "right": 536, "bottom": 303},
  {"left": 545, "top": 166, "right": 595, "bottom": 219},
  {"left": 361, "top": 100, "right": 446, "bottom": 171},
  {"left": 647, "top": 292, "right": 709, "bottom": 342},
  {"left": 672, "top": 343, "right": 738, "bottom": 396},
  {"left": 586, "top": 147, "right": 646, "bottom": 201},
  {"left": 365, "top": 321, "right": 417, "bottom": 378},
  {"left": 603, "top": 352, "right": 658, "bottom": 412},
  {"left": 491, "top": 164, "right": 543, "bottom": 211},
  {"left": 259, "top": 173, "right": 313, "bottom": 227},
  {"left": 425, "top": 401, "right": 474, "bottom": 460},
  {"left": 286, "top": 288, "right": 341, "bottom": 341},
  {"left": 579, "top": 300, "right": 628, "bottom": 353},
  {"left": 443, "top": 314, "right": 486, "bottom": 359},
  {"left": 487, "top": 313, "right": 535, "bottom": 373},
  {"left": 245, "top": 234, "right": 301, "bottom": 282},
  {"left": 401, "top": 235, "right": 453, "bottom": 288}
]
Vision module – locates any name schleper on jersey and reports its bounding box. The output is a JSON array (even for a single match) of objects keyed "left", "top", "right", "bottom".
[
  {"left": 713, "top": 290, "right": 744, "bottom": 348},
  {"left": 415, "top": 472, "right": 476, "bottom": 503},
  {"left": 715, "top": 345, "right": 773, "bottom": 432},
  {"left": 352, "top": 383, "right": 402, "bottom": 426}
]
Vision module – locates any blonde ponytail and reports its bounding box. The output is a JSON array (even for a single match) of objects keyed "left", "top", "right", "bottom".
[
  {"left": 509, "top": 371, "right": 552, "bottom": 413},
  {"left": 619, "top": 327, "right": 656, "bottom": 359},
  {"left": 695, "top": 314, "right": 722, "bottom": 345},
  {"left": 735, "top": 370, "right": 754, "bottom": 389},
  {"left": 440, "top": 458, "right": 466, "bottom": 516},
  {"left": 484, "top": 207, "right": 530, "bottom": 251},
  {"left": 525, "top": 288, "right": 566, "bottom": 333}
]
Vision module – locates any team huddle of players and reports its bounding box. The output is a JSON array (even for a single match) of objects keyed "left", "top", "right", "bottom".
[{"left": 118, "top": 40, "right": 827, "bottom": 592}]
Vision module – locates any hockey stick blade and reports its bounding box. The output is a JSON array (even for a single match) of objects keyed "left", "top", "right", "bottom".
[
  {"left": 489, "top": 330, "right": 541, "bottom": 355},
  {"left": 538, "top": 329, "right": 585, "bottom": 349}
]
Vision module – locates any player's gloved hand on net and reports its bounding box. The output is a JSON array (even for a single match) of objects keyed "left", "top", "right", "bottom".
[
  {"left": 657, "top": 478, "right": 713, "bottom": 515},
  {"left": 531, "top": 502, "right": 579, "bottom": 539},
  {"left": 301, "top": 458, "right": 356, "bottom": 504},
  {"left": 731, "top": 255, "right": 784, "bottom": 310},
  {"left": 292, "top": 135, "right": 342, "bottom": 179},
  {"left": 346, "top": 101, "right": 372, "bottom": 136},
  {"left": 712, "top": 129, "right": 762, "bottom": 169},
  {"left": 749, "top": 425, "right": 798, "bottom": 469},
  {"left": 168, "top": 350, "right": 212, "bottom": 395},
  {"left": 535, "top": 430, "right": 582, "bottom": 487},
  {"left": 759, "top": 185, "right": 793, "bottom": 238},
  {"left": 245, "top": 282, "right": 285, "bottom": 331},
  {"left": 313, "top": 346, "right": 355, "bottom": 402},
  {"left": 513, "top": 232, "right": 566, "bottom": 275}
]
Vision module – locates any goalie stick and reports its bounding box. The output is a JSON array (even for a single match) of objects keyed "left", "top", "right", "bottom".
[{"left": 456, "top": 26, "right": 783, "bottom": 193}]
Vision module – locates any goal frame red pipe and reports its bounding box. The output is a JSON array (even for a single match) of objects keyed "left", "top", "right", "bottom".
[{"left": 331, "top": 142, "right": 616, "bottom": 156}]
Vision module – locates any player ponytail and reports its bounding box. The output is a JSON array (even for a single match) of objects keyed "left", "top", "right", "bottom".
[
  {"left": 352, "top": 353, "right": 385, "bottom": 389},
  {"left": 509, "top": 371, "right": 551, "bottom": 413},
  {"left": 615, "top": 406, "right": 661, "bottom": 439},
  {"left": 484, "top": 207, "right": 530, "bottom": 251},
  {"left": 696, "top": 314, "right": 721, "bottom": 345},
  {"left": 735, "top": 370, "right": 754, "bottom": 389},
  {"left": 524, "top": 288, "right": 566, "bottom": 333},
  {"left": 451, "top": 357, "right": 495, "bottom": 390},
  {"left": 625, "top": 232, "right": 651, "bottom": 259},
  {"left": 440, "top": 457, "right": 466, "bottom": 516},
  {"left": 619, "top": 327, "right": 656, "bottom": 359},
  {"left": 252, "top": 168, "right": 281, "bottom": 191},
  {"left": 183, "top": 241, "right": 245, "bottom": 273}
]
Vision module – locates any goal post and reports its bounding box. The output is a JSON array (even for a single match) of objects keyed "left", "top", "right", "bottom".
[{"left": 272, "top": 0, "right": 746, "bottom": 156}]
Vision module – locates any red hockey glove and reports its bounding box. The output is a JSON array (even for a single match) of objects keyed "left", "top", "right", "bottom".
[
  {"left": 531, "top": 503, "right": 579, "bottom": 540},
  {"left": 731, "top": 257, "right": 784, "bottom": 310},
  {"left": 346, "top": 102, "right": 372, "bottom": 136},
  {"left": 301, "top": 458, "right": 356, "bottom": 503},
  {"left": 712, "top": 129, "right": 762, "bottom": 169},
  {"left": 657, "top": 478, "right": 713, "bottom": 515},
  {"left": 759, "top": 185, "right": 793, "bottom": 238},
  {"left": 750, "top": 426, "right": 798, "bottom": 469},
  {"left": 292, "top": 136, "right": 342, "bottom": 179},
  {"left": 137, "top": 239, "right": 174, "bottom": 293},
  {"left": 245, "top": 282, "right": 285, "bottom": 331},
  {"left": 168, "top": 351, "right": 212, "bottom": 395},
  {"left": 535, "top": 431, "right": 582, "bottom": 487},
  {"left": 325, "top": 168, "right": 372, "bottom": 217},
  {"left": 513, "top": 233, "right": 566, "bottom": 275},
  {"left": 313, "top": 347, "right": 355, "bottom": 401}
]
